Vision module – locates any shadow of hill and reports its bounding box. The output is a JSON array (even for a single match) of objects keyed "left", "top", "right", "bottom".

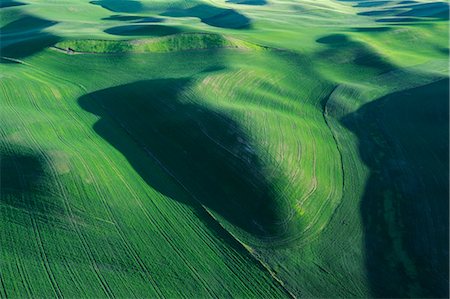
[
  {"left": 0, "top": 15, "right": 60, "bottom": 61},
  {"left": 352, "top": 1, "right": 449, "bottom": 22},
  {"left": 162, "top": 4, "right": 251, "bottom": 29},
  {"left": 226, "top": 0, "right": 267, "bottom": 5},
  {"left": 354, "top": 1, "right": 391, "bottom": 8},
  {"left": 342, "top": 79, "right": 449, "bottom": 297},
  {"left": 90, "top": 0, "right": 144, "bottom": 13},
  {"left": 104, "top": 24, "right": 180, "bottom": 36},
  {"left": 351, "top": 26, "right": 391, "bottom": 32},
  {"left": 0, "top": 0, "right": 26, "bottom": 8},
  {"left": 102, "top": 15, "right": 163, "bottom": 23},
  {"left": 375, "top": 17, "right": 421, "bottom": 23},
  {"left": 78, "top": 78, "right": 286, "bottom": 237},
  {"left": 316, "top": 34, "right": 393, "bottom": 72},
  {"left": 396, "top": 2, "right": 449, "bottom": 19},
  {"left": 1, "top": 146, "right": 65, "bottom": 217},
  {"left": 338, "top": 0, "right": 448, "bottom": 22}
]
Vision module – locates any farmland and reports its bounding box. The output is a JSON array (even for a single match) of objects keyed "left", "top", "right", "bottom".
[{"left": 0, "top": 0, "right": 448, "bottom": 298}]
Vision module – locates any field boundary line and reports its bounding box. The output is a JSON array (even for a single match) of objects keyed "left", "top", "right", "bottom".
[
  {"left": 202, "top": 206, "right": 297, "bottom": 299},
  {"left": 323, "top": 85, "right": 346, "bottom": 199}
]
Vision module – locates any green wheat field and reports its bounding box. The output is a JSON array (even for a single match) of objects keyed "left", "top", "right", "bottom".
[{"left": 0, "top": 0, "right": 448, "bottom": 297}]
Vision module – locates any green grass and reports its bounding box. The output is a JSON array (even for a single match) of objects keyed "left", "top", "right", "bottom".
[
  {"left": 55, "top": 33, "right": 262, "bottom": 53},
  {"left": 1, "top": 0, "right": 448, "bottom": 297}
]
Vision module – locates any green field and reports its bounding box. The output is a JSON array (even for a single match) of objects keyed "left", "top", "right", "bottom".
[{"left": 0, "top": 0, "right": 448, "bottom": 297}]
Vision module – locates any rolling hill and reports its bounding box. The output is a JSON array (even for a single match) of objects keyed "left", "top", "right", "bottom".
[{"left": 1, "top": 0, "right": 448, "bottom": 297}]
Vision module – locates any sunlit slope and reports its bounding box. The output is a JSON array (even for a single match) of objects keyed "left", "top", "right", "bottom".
[{"left": 1, "top": 0, "right": 449, "bottom": 298}]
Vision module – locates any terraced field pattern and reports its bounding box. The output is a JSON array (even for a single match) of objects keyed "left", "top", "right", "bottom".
[{"left": 1, "top": 0, "right": 448, "bottom": 298}]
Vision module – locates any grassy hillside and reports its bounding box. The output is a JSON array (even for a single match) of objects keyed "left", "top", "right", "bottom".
[
  {"left": 1, "top": 0, "right": 448, "bottom": 298},
  {"left": 54, "top": 33, "right": 262, "bottom": 53}
]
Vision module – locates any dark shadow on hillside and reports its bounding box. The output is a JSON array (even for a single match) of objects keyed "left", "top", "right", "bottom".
[
  {"left": 103, "top": 15, "right": 143, "bottom": 21},
  {"left": 354, "top": 1, "right": 390, "bottom": 8},
  {"left": 396, "top": 2, "right": 449, "bottom": 19},
  {"left": 352, "top": 1, "right": 449, "bottom": 22},
  {"left": 342, "top": 79, "right": 449, "bottom": 298},
  {"left": 0, "top": 15, "right": 60, "bottom": 62},
  {"left": 162, "top": 4, "right": 251, "bottom": 29},
  {"left": 316, "top": 34, "right": 393, "bottom": 72},
  {"left": 103, "top": 15, "right": 163, "bottom": 23},
  {"left": 0, "top": 0, "right": 26, "bottom": 8},
  {"left": 226, "top": 0, "right": 267, "bottom": 5},
  {"left": 78, "top": 77, "right": 285, "bottom": 237},
  {"left": 439, "top": 47, "right": 449, "bottom": 55},
  {"left": 90, "top": 0, "right": 144, "bottom": 13},
  {"left": 104, "top": 24, "right": 180, "bottom": 36},
  {"left": 317, "top": 34, "right": 347, "bottom": 44},
  {"left": 337, "top": 0, "right": 395, "bottom": 3},
  {"left": 351, "top": 26, "right": 391, "bottom": 32},
  {"left": 134, "top": 17, "right": 164, "bottom": 24},
  {"left": 338, "top": 0, "right": 448, "bottom": 22},
  {"left": 1, "top": 146, "right": 65, "bottom": 217},
  {"left": 375, "top": 17, "right": 421, "bottom": 23},
  {"left": 359, "top": 9, "right": 396, "bottom": 16}
]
